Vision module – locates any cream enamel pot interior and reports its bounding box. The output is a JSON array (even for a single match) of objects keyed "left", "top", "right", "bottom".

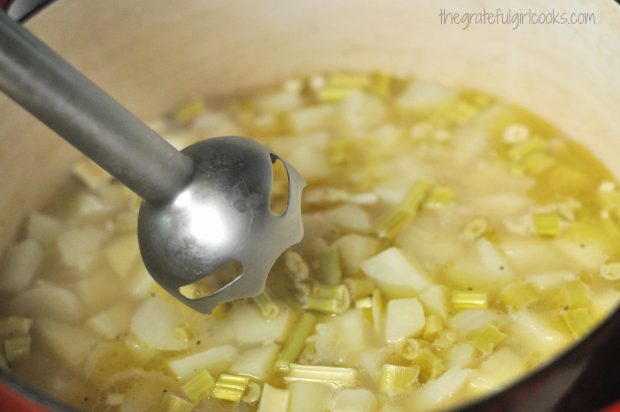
[{"left": 0, "top": 0, "right": 620, "bottom": 410}]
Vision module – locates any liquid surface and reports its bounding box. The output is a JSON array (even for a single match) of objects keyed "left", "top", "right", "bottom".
[{"left": 1, "top": 73, "right": 619, "bottom": 412}]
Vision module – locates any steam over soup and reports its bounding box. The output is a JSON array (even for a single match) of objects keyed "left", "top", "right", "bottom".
[{"left": 1, "top": 72, "right": 619, "bottom": 412}]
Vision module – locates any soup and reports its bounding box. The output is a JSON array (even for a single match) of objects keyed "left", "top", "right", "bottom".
[{"left": 1, "top": 72, "right": 619, "bottom": 411}]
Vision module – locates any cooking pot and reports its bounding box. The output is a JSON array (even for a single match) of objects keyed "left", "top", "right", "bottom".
[{"left": 1, "top": 0, "right": 619, "bottom": 410}]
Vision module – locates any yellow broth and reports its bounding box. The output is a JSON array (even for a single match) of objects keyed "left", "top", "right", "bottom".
[{"left": 1, "top": 73, "right": 619, "bottom": 412}]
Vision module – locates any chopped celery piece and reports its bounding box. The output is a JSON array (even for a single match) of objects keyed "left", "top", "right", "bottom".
[
  {"left": 344, "top": 278, "right": 376, "bottom": 300},
  {"left": 561, "top": 308, "right": 592, "bottom": 338},
  {"left": 212, "top": 373, "right": 251, "bottom": 402},
  {"left": 328, "top": 73, "right": 372, "bottom": 89},
  {"left": 431, "top": 330, "right": 458, "bottom": 353},
  {"left": 522, "top": 152, "right": 555, "bottom": 175},
  {"left": 282, "top": 363, "right": 358, "bottom": 388},
  {"left": 508, "top": 138, "right": 546, "bottom": 161},
  {"left": 162, "top": 393, "right": 194, "bottom": 412},
  {"left": 384, "top": 298, "right": 425, "bottom": 343},
  {"left": 242, "top": 381, "right": 262, "bottom": 403},
  {"left": 379, "top": 364, "right": 420, "bottom": 397},
  {"left": 285, "top": 251, "right": 310, "bottom": 281},
  {"left": 320, "top": 246, "right": 343, "bottom": 284},
  {"left": 462, "top": 218, "right": 488, "bottom": 241},
  {"left": 0, "top": 316, "right": 32, "bottom": 336},
  {"left": 317, "top": 87, "right": 357, "bottom": 103},
  {"left": 301, "top": 294, "right": 334, "bottom": 325},
  {"left": 396, "top": 338, "right": 426, "bottom": 361},
  {"left": 375, "top": 208, "right": 415, "bottom": 240},
  {"left": 252, "top": 290, "right": 280, "bottom": 319},
  {"left": 403, "top": 180, "right": 435, "bottom": 212},
  {"left": 417, "top": 348, "right": 446, "bottom": 381},
  {"left": 172, "top": 99, "right": 206, "bottom": 125},
  {"left": 4, "top": 335, "right": 31, "bottom": 363},
  {"left": 181, "top": 369, "right": 214, "bottom": 403},
  {"left": 124, "top": 333, "right": 159, "bottom": 364},
  {"left": 451, "top": 291, "right": 488, "bottom": 310},
  {"left": 422, "top": 314, "right": 443, "bottom": 340},
  {"left": 467, "top": 324, "right": 506, "bottom": 355},
  {"left": 557, "top": 281, "right": 590, "bottom": 309},
  {"left": 499, "top": 282, "right": 538, "bottom": 309},
  {"left": 600, "top": 262, "right": 620, "bottom": 281},
  {"left": 361, "top": 247, "right": 431, "bottom": 298},
  {"left": 304, "top": 284, "right": 351, "bottom": 314},
  {"left": 533, "top": 213, "right": 560, "bottom": 237},
  {"left": 370, "top": 72, "right": 393, "bottom": 97},
  {"left": 275, "top": 312, "right": 317, "bottom": 371},
  {"left": 257, "top": 384, "right": 289, "bottom": 412},
  {"left": 597, "top": 188, "right": 620, "bottom": 211},
  {"left": 427, "top": 186, "right": 454, "bottom": 208}
]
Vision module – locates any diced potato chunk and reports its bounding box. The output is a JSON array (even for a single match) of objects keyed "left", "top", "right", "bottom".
[
  {"left": 73, "top": 159, "right": 113, "bottom": 191},
  {"left": 104, "top": 234, "right": 140, "bottom": 278},
  {"left": 168, "top": 344, "right": 238, "bottom": 381},
  {"left": 334, "top": 234, "right": 380, "bottom": 277},
  {"left": 229, "top": 342, "right": 280, "bottom": 380},
  {"left": 0, "top": 239, "right": 44, "bottom": 293},
  {"left": 130, "top": 296, "right": 192, "bottom": 351},
  {"left": 396, "top": 81, "right": 457, "bottom": 114},
  {"left": 418, "top": 285, "right": 450, "bottom": 321},
  {"left": 325, "top": 205, "right": 372, "bottom": 233},
  {"left": 287, "top": 105, "right": 336, "bottom": 133},
  {"left": 331, "top": 388, "right": 378, "bottom": 412},
  {"left": 86, "top": 303, "right": 133, "bottom": 339},
  {"left": 26, "top": 212, "right": 62, "bottom": 243},
  {"left": 469, "top": 348, "right": 526, "bottom": 393},
  {"left": 361, "top": 247, "right": 431, "bottom": 298},
  {"left": 444, "top": 343, "right": 476, "bottom": 369},
  {"left": 384, "top": 298, "right": 425, "bottom": 343},
  {"left": 230, "top": 302, "right": 296, "bottom": 345},
  {"left": 306, "top": 310, "right": 369, "bottom": 367},
  {"left": 552, "top": 237, "right": 608, "bottom": 272},
  {"left": 36, "top": 318, "right": 98, "bottom": 367},
  {"left": 510, "top": 311, "right": 570, "bottom": 358},
  {"left": 288, "top": 381, "right": 334, "bottom": 412},
  {"left": 449, "top": 309, "right": 501, "bottom": 338},
  {"left": 9, "top": 284, "right": 81, "bottom": 322},
  {"left": 406, "top": 367, "right": 473, "bottom": 411},
  {"left": 57, "top": 226, "right": 106, "bottom": 271}
]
